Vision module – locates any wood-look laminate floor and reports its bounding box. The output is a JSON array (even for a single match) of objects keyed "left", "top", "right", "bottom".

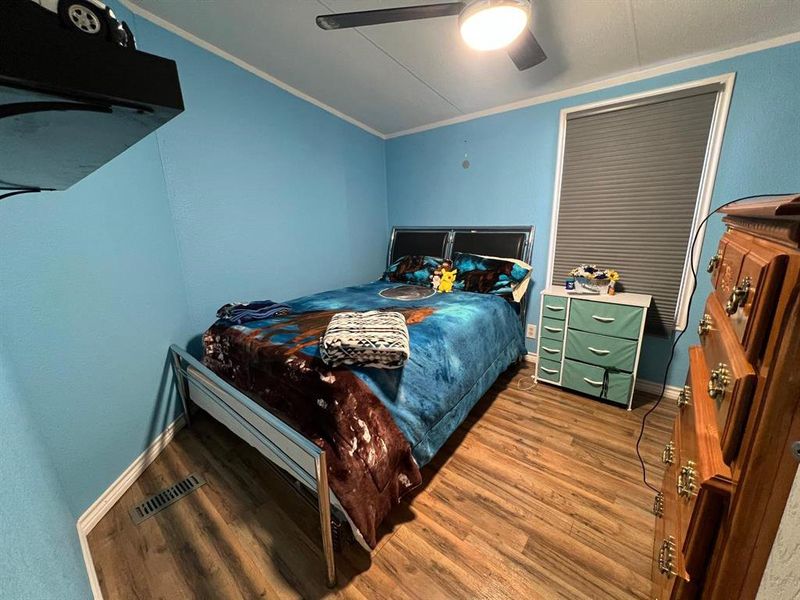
[{"left": 88, "top": 364, "right": 676, "bottom": 600}]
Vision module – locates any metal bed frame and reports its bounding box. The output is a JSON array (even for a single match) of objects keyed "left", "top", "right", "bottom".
[
  {"left": 387, "top": 225, "right": 536, "bottom": 325},
  {"left": 169, "top": 225, "right": 535, "bottom": 588}
]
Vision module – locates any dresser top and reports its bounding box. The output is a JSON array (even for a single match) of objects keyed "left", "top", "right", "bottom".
[
  {"left": 719, "top": 194, "right": 800, "bottom": 220},
  {"left": 541, "top": 286, "right": 652, "bottom": 308}
]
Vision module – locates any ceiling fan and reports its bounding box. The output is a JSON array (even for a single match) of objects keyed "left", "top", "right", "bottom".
[{"left": 316, "top": 0, "right": 546, "bottom": 71}]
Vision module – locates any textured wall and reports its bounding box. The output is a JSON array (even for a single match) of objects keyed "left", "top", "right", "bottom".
[
  {"left": 0, "top": 135, "right": 192, "bottom": 518},
  {"left": 0, "top": 345, "right": 90, "bottom": 599},
  {"left": 132, "top": 17, "right": 389, "bottom": 335},
  {"left": 757, "top": 467, "right": 800, "bottom": 599},
  {"left": 386, "top": 42, "right": 800, "bottom": 386},
  {"left": 0, "top": 7, "right": 388, "bottom": 600}
]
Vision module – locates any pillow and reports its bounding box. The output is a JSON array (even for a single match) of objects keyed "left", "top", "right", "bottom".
[
  {"left": 452, "top": 252, "right": 532, "bottom": 300},
  {"left": 383, "top": 255, "right": 442, "bottom": 286}
]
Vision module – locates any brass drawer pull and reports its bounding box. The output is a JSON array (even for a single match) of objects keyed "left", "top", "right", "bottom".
[
  {"left": 707, "top": 252, "right": 722, "bottom": 273},
  {"left": 697, "top": 313, "right": 712, "bottom": 336},
  {"left": 658, "top": 536, "right": 677, "bottom": 577},
  {"left": 591, "top": 315, "right": 615, "bottom": 323},
  {"left": 541, "top": 346, "right": 560, "bottom": 354},
  {"left": 677, "top": 460, "right": 698, "bottom": 499},
  {"left": 661, "top": 440, "right": 675, "bottom": 465},
  {"left": 725, "top": 276, "right": 751, "bottom": 315},
  {"left": 653, "top": 491, "right": 664, "bottom": 518},
  {"left": 708, "top": 363, "right": 730, "bottom": 400},
  {"left": 677, "top": 385, "right": 691, "bottom": 408}
]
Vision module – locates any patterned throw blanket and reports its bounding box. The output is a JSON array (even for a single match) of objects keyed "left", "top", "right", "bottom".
[{"left": 320, "top": 311, "right": 410, "bottom": 368}]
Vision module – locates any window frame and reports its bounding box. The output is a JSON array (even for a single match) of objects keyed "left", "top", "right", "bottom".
[{"left": 545, "top": 73, "right": 736, "bottom": 332}]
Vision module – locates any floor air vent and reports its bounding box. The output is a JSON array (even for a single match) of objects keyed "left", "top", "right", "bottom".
[{"left": 130, "top": 473, "right": 206, "bottom": 524}]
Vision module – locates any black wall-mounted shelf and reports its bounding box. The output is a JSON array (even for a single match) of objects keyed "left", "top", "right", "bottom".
[{"left": 0, "top": 0, "right": 184, "bottom": 191}]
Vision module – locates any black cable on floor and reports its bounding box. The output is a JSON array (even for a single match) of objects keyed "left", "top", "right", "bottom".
[{"left": 634, "top": 193, "right": 795, "bottom": 494}]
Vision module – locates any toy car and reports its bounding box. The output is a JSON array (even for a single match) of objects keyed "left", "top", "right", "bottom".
[{"left": 30, "top": 0, "right": 135, "bottom": 48}]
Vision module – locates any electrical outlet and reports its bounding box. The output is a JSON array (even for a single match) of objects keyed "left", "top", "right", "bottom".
[{"left": 526, "top": 324, "right": 537, "bottom": 339}]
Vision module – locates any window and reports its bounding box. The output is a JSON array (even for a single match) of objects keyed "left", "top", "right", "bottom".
[{"left": 547, "top": 75, "right": 734, "bottom": 334}]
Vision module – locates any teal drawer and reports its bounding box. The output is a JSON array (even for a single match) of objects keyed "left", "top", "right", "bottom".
[
  {"left": 562, "top": 359, "right": 632, "bottom": 406},
  {"left": 537, "top": 358, "right": 561, "bottom": 383},
  {"left": 569, "top": 299, "right": 644, "bottom": 340},
  {"left": 541, "top": 317, "right": 566, "bottom": 342},
  {"left": 565, "top": 329, "right": 637, "bottom": 372},
  {"left": 541, "top": 295, "right": 567, "bottom": 320},
  {"left": 538, "top": 339, "right": 563, "bottom": 361}
]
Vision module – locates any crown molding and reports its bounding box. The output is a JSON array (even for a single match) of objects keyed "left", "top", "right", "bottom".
[
  {"left": 119, "top": 1, "right": 800, "bottom": 142},
  {"left": 118, "top": 0, "right": 386, "bottom": 139},
  {"left": 386, "top": 32, "right": 800, "bottom": 139}
]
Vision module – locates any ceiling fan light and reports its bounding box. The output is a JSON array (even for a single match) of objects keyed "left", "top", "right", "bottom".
[{"left": 459, "top": 0, "right": 529, "bottom": 51}]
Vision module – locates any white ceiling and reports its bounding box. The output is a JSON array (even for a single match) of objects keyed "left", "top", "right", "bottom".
[{"left": 125, "top": 0, "right": 800, "bottom": 136}]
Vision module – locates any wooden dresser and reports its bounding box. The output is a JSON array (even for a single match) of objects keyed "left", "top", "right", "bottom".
[{"left": 651, "top": 195, "right": 800, "bottom": 599}]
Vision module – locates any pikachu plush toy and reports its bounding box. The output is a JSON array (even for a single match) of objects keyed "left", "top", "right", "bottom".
[{"left": 438, "top": 268, "right": 457, "bottom": 293}]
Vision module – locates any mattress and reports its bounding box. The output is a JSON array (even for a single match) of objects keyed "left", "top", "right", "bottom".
[{"left": 202, "top": 280, "right": 526, "bottom": 547}]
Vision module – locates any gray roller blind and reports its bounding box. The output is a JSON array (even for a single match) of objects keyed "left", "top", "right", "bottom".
[{"left": 551, "top": 90, "right": 719, "bottom": 334}]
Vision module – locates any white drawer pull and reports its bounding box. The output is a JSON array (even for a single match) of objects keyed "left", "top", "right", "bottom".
[
  {"left": 592, "top": 315, "right": 615, "bottom": 323},
  {"left": 541, "top": 346, "right": 560, "bottom": 354},
  {"left": 544, "top": 326, "right": 563, "bottom": 333},
  {"left": 546, "top": 305, "right": 565, "bottom": 311},
  {"left": 588, "top": 346, "right": 610, "bottom": 355},
  {"left": 541, "top": 367, "right": 558, "bottom": 374},
  {"left": 583, "top": 377, "right": 604, "bottom": 386}
]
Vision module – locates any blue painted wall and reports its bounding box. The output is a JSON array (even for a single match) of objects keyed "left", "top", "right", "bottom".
[
  {"left": 0, "top": 3, "right": 387, "bottom": 596},
  {"left": 0, "top": 135, "right": 191, "bottom": 518},
  {"left": 0, "top": 342, "right": 90, "bottom": 600},
  {"left": 132, "top": 16, "right": 389, "bottom": 333},
  {"left": 386, "top": 42, "right": 800, "bottom": 386}
]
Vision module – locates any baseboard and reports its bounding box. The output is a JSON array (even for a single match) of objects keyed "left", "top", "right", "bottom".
[
  {"left": 635, "top": 378, "right": 682, "bottom": 400},
  {"left": 76, "top": 413, "right": 186, "bottom": 600},
  {"left": 523, "top": 352, "right": 538, "bottom": 364}
]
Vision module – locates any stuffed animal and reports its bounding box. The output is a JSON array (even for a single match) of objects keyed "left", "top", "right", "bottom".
[
  {"left": 430, "top": 259, "right": 452, "bottom": 291},
  {"left": 438, "top": 268, "right": 457, "bottom": 293}
]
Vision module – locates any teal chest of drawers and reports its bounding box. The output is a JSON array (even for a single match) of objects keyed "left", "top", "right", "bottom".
[{"left": 536, "top": 287, "right": 652, "bottom": 409}]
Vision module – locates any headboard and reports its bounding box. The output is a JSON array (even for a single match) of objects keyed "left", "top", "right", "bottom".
[{"left": 387, "top": 226, "right": 535, "bottom": 325}]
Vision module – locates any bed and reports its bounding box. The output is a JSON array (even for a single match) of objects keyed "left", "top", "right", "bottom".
[{"left": 169, "top": 226, "right": 534, "bottom": 586}]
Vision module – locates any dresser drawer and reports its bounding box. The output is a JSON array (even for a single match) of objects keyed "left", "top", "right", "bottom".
[
  {"left": 697, "top": 294, "right": 757, "bottom": 464},
  {"left": 568, "top": 299, "right": 644, "bottom": 340},
  {"left": 564, "top": 329, "right": 637, "bottom": 372},
  {"left": 540, "top": 317, "right": 566, "bottom": 342},
  {"left": 561, "top": 359, "right": 632, "bottom": 406},
  {"left": 537, "top": 358, "right": 561, "bottom": 383},
  {"left": 722, "top": 241, "right": 787, "bottom": 362},
  {"left": 651, "top": 421, "right": 689, "bottom": 600},
  {"left": 675, "top": 346, "right": 732, "bottom": 582},
  {"left": 538, "top": 340, "right": 563, "bottom": 362},
  {"left": 714, "top": 231, "right": 749, "bottom": 306},
  {"left": 541, "top": 295, "right": 567, "bottom": 320}
]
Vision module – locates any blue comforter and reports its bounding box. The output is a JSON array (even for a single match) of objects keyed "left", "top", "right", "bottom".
[{"left": 286, "top": 281, "right": 526, "bottom": 465}]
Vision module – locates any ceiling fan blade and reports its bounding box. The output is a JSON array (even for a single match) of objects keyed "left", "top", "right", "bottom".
[
  {"left": 316, "top": 2, "right": 465, "bottom": 30},
  {"left": 507, "top": 28, "right": 547, "bottom": 71}
]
